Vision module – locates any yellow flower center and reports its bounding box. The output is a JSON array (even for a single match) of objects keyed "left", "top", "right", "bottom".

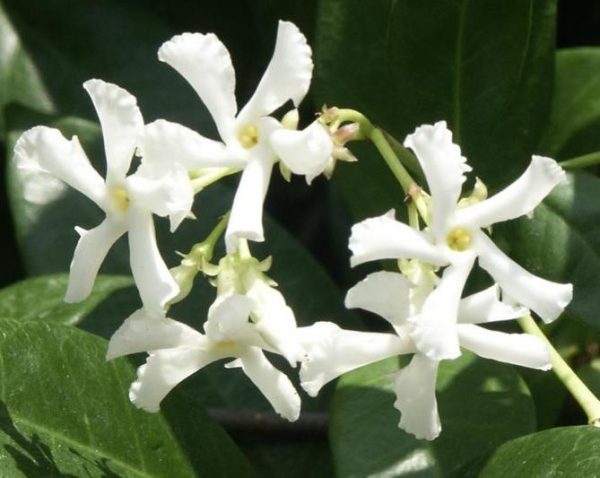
[
  {"left": 237, "top": 124, "right": 259, "bottom": 149},
  {"left": 446, "top": 227, "right": 472, "bottom": 252},
  {"left": 109, "top": 186, "right": 130, "bottom": 213}
]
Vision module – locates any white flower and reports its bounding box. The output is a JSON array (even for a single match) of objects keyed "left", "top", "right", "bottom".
[
  {"left": 152, "top": 20, "right": 332, "bottom": 252},
  {"left": 14, "top": 79, "right": 188, "bottom": 315},
  {"left": 349, "top": 121, "right": 572, "bottom": 361},
  {"left": 299, "top": 267, "right": 551, "bottom": 440}
]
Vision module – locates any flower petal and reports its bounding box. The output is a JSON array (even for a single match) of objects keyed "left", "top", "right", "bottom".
[
  {"left": 65, "top": 218, "right": 126, "bottom": 303},
  {"left": 237, "top": 347, "right": 301, "bottom": 421},
  {"left": 83, "top": 79, "right": 143, "bottom": 184},
  {"left": 475, "top": 232, "right": 573, "bottom": 322},
  {"left": 269, "top": 120, "right": 333, "bottom": 183},
  {"left": 403, "top": 121, "right": 471, "bottom": 241},
  {"left": 298, "top": 322, "right": 415, "bottom": 397},
  {"left": 458, "top": 285, "right": 528, "bottom": 324},
  {"left": 127, "top": 208, "right": 179, "bottom": 315},
  {"left": 225, "top": 155, "right": 274, "bottom": 252},
  {"left": 345, "top": 271, "right": 411, "bottom": 326},
  {"left": 393, "top": 354, "right": 441, "bottom": 441},
  {"left": 14, "top": 126, "right": 106, "bottom": 207},
  {"left": 408, "top": 252, "right": 476, "bottom": 360},
  {"left": 457, "top": 324, "right": 551, "bottom": 370},
  {"left": 158, "top": 33, "right": 237, "bottom": 144},
  {"left": 129, "top": 342, "right": 227, "bottom": 412},
  {"left": 106, "top": 308, "right": 204, "bottom": 360},
  {"left": 349, "top": 210, "right": 448, "bottom": 267},
  {"left": 204, "top": 293, "right": 260, "bottom": 345},
  {"left": 456, "top": 156, "right": 566, "bottom": 229},
  {"left": 237, "top": 21, "right": 312, "bottom": 124}
]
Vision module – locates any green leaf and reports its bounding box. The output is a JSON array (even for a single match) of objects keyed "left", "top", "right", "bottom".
[
  {"left": 479, "top": 426, "right": 600, "bottom": 477},
  {"left": 495, "top": 171, "right": 600, "bottom": 331},
  {"left": 330, "top": 354, "right": 536, "bottom": 478},
  {"left": 314, "top": 0, "right": 556, "bottom": 218},
  {"left": 0, "top": 319, "right": 255, "bottom": 477},
  {"left": 539, "top": 48, "right": 600, "bottom": 158}
]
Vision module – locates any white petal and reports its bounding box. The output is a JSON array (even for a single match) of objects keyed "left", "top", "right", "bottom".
[
  {"left": 298, "top": 322, "right": 415, "bottom": 397},
  {"left": 225, "top": 155, "right": 274, "bottom": 252},
  {"left": 349, "top": 210, "right": 448, "bottom": 267},
  {"left": 106, "top": 308, "right": 204, "bottom": 360},
  {"left": 158, "top": 33, "right": 237, "bottom": 144},
  {"left": 237, "top": 21, "right": 312, "bottom": 124},
  {"left": 65, "top": 218, "right": 126, "bottom": 303},
  {"left": 238, "top": 347, "right": 301, "bottom": 421},
  {"left": 456, "top": 156, "right": 566, "bottom": 229},
  {"left": 475, "top": 232, "right": 572, "bottom": 322},
  {"left": 270, "top": 120, "right": 333, "bottom": 183},
  {"left": 345, "top": 271, "right": 411, "bottom": 326},
  {"left": 14, "top": 126, "right": 106, "bottom": 207},
  {"left": 130, "top": 342, "right": 228, "bottom": 412},
  {"left": 457, "top": 324, "right": 551, "bottom": 370},
  {"left": 409, "top": 253, "right": 476, "bottom": 360},
  {"left": 141, "top": 120, "right": 244, "bottom": 172},
  {"left": 458, "top": 285, "right": 528, "bottom": 324},
  {"left": 83, "top": 79, "right": 143, "bottom": 184},
  {"left": 393, "top": 354, "right": 441, "bottom": 441},
  {"left": 204, "top": 293, "right": 259, "bottom": 344},
  {"left": 403, "top": 121, "right": 471, "bottom": 241},
  {"left": 127, "top": 209, "right": 179, "bottom": 315}
]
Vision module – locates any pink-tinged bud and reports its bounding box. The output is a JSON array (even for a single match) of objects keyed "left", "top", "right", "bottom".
[{"left": 333, "top": 123, "right": 360, "bottom": 145}]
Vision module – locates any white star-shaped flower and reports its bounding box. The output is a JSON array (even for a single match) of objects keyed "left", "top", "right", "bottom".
[
  {"left": 349, "top": 121, "right": 572, "bottom": 361},
  {"left": 14, "top": 79, "right": 190, "bottom": 315},
  {"left": 149, "top": 20, "right": 333, "bottom": 252}
]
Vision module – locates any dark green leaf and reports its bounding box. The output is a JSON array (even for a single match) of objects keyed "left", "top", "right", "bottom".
[
  {"left": 330, "top": 353, "right": 536, "bottom": 478},
  {"left": 315, "top": 0, "right": 556, "bottom": 218},
  {"left": 479, "top": 426, "right": 600, "bottom": 477},
  {"left": 0, "top": 319, "right": 255, "bottom": 477}
]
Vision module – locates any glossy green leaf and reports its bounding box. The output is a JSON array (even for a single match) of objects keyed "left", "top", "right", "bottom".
[
  {"left": 0, "top": 319, "right": 255, "bottom": 477},
  {"left": 314, "top": 0, "right": 556, "bottom": 218},
  {"left": 479, "top": 426, "right": 600, "bottom": 477},
  {"left": 330, "top": 353, "right": 536, "bottom": 478},
  {"left": 539, "top": 48, "right": 600, "bottom": 158}
]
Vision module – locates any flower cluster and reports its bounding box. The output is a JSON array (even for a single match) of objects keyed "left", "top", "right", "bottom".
[{"left": 13, "top": 21, "right": 572, "bottom": 439}]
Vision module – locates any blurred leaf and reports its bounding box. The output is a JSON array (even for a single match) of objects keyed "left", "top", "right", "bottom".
[
  {"left": 495, "top": 171, "right": 600, "bottom": 332},
  {"left": 315, "top": 0, "right": 556, "bottom": 219},
  {"left": 479, "top": 426, "right": 600, "bottom": 477},
  {"left": 330, "top": 354, "right": 536, "bottom": 478},
  {"left": 0, "top": 319, "right": 255, "bottom": 477},
  {"left": 539, "top": 48, "right": 600, "bottom": 158}
]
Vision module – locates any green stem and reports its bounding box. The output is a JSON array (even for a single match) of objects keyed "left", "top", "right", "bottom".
[
  {"left": 196, "top": 212, "right": 230, "bottom": 261},
  {"left": 559, "top": 152, "right": 600, "bottom": 170},
  {"left": 518, "top": 315, "right": 600, "bottom": 426},
  {"left": 191, "top": 167, "right": 240, "bottom": 194}
]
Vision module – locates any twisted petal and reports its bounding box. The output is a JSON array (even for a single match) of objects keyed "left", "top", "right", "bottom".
[
  {"left": 83, "top": 79, "right": 143, "bottom": 184},
  {"left": 107, "top": 308, "right": 203, "bottom": 360},
  {"left": 349, "top": 210, "right": 448, "bottom": 267},
  {"left": 298, "top": 322, "right": 415, "bottom": 397},
  {"left": 158, "top": 33, "right": 237, "bottom": 143},
  {"left": 142, "top": 120, "right": 243, "bottom": 172},
  {"left": 14, "top": 126, "right": 106, "bottom": 207},
  {"left": 237, "top": 347, "right": 301, "bottom": 421},
  {"left": 225, "top": 155, "right": 274, "bottom": 252},
  {"left": 345, "top": 271, "right": 411, "bottom": 326},
  {"left": 403, "top": 121, "right": 471, "bottom": 240},
  {"left": 65, "top": 218, "right": 126, "bottom": 303},
  {"left": 456, "top": 156, "right": 566, "bottom": 229},
  {"left": 129, "top": 342, "right": 228, "bottom": 412},
  {"left": 393, "top": 354, "right": 441, "bottom": 441},
  {"left": 204, "top": 293, "right": 259, "bottom": 345},
  {"left": 475, "top": 232, "right": 572, "bottom": 323},
  {"left": 409, "top": 252, "right": 476, "bottom": 360},
  {"left": 270, "top": 120, "right": 333, "bottom": 184},
  {"left": 458, "top": 285, "right": 527, "bottom": 324},
  {"left": 237, "top": 21, "right": 312, "bottom": 124},
  {"left": 127, "top": 208, "right": 179, "bottom": 316},
  {"left": 457, "top": 324, "right": 551, "bottom": 370}
]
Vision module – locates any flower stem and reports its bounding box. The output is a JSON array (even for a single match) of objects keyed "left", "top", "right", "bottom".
[
  {"left": 191, "top": 167, "right": 239, "bottom": 194},
  {"left": 559, "top": 152, "right": 600, "bottom": 170},
  {"left": 518, "top": 315, "right": 600, "bottom": 426},
  {"left": 199, "top": 212, "right": 230, "bottom": 261}
]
